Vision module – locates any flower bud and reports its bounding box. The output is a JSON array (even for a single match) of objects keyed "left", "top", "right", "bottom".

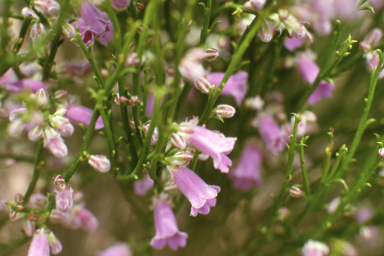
[
  {"left": 126, "top": 52, "right": 140, "bottom": 66},
  {"left": 170, "top": 133, "right": 187, "bottom": 150},
  {"left": 364, "top": 28, "right": 383, "bottom": 48},
  {"left": 62, "top": 23, "right": 76, "bottom": 39},
  {"left": 88, "top": 155, "right": 111, "bottom": 173},
  {"left": 244, "top": 0, "right": 266, "bottom": 12},
  {"left": 277, "top": 207, "right": 290, "bottom": 221},
  {"left": 289, "top": 186, "right": 302, "bottom": 198},
  {"left": 75, "top": 208, "right": 99, "bottom": 232},
  {"left": 120, "top": 96, "right": 129, "bottom": 105},
  {"left": 30, "top": 22, "right": 46, "bottom": 42},
  {"left": 205, "top": 48, "right": 219, "bottom": 61},
  {"left": 267, "top": 13, "right": 280, "bottom": 27},
  {"left": 129, "top": 95, "right": 140, "bottom": 106},
  {"left": 35, "top": 88, "right": 49, "bottom": 106},
  {"left": 14, "top": 193, "right": 24, "bottom": 204},
  {"left": 213, "top": 104, "right": 236, "bottom": 119},
  {"left": 379, "top": 148, "right": 384, "bottom": 158},
  {"left": 244, "top": 96, "right": 264, "bottom": 110},
  {"left": 167, "top": 151, "right": 193, "bottom": 166},
  {"left": 29, "top": 193, "right": 49, "bottom": 208},
  {"left": 33, "top": 0, "right": 61, "bottom": 16},
  {"left": 54, "top": 90, "right": 68, "bottom": 100},
  {"left": 55, "top": 184, "right": 74, "bottom": 213},
  {"left": 194, "top": 77, "right": 213, "bottom": 94},
  {"left": 48, "top": 231, "right": 63, "bottom": 254},
  {"left": 302, "top": 240, "right": 329, "bottom": 256},
  {"left": 49, "top": 209, "right": 65, "bottom": 223},
  {"left": 28, "top": 126, "right": 44, "bottom": 142},
  {"left": 258, "top": 21, "right": 274, "bottom": 43},
  {"left": 24, "top": 218, "right": 35, "bottom": 237},
  {"left": 50, "top": 115, "right": 74, "bottom": 137},
  {"left": 22, "top": 7, "right": 38, "bottom": 19},
  {"left": 136, "top": 2, "right": 144, "bottom": 10},
  {"left": 8, "top": 119, "right": 26, "bottom": 136},
  {"left": 52, "top": 175, "right": 65, "bottom": 186}
]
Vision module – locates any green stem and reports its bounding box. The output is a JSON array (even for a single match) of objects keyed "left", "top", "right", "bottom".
[
  {"left": 265, "top": 114, "right": 302, "bottom": 230},
  {"left": 320, "top": 129, "right": 334, "bottom": 183},
  {"left": 11, "top": 16, "right": 31, "bottom": 55},
  {"left": 299, "top": 137, "right": 311, "bottom": 197},
  {"left": 23, "top": 140, "right": 44, "bottom": 203},
  {"left": 99, "top": 105, "right": 117, "bottom": 174},
  {"left": 199, "top": 0, "right": 212, "bottom": 45},
  {"left": 42, "top": 0, "right": 70, "bottom": 80},
  {"left": 105, "top": 0, "right": 122, "bottom": 53}
]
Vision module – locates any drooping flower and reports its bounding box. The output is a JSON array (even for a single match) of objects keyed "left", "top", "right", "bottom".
[
  {"left": 150, "top": 200, "right": 188, "bottom": 250},
  {"left": 28, "top": 228, "right": 50, "bottom": 256},
  {"left": 258, "top": 116, "right": 287, "bottom": 154},
  {"left": 98, "top": 243, "right": 132, "bottom": 256},
  {"left": 134, "top": 173, "right": 154, "bottom": 195},
  {"left": 207, "top": 71, "right": 248, "bottom": 105},
  {"left": 66, "top": 104, "right": 104, "bottom": 129},
  {"left": 307, "top": 81, "right": 334, "bottom": 104},
  {"left": 229, "top": 142, "right": 262, "bottom": 190},
  {"left": 302, "top": 240, "right": 330, "bottom": 256},
  {"left": 71, "top": 18, "right": 96, "bottom": 47},
  {"left": 80, "top": 2, "right": 111, "bottom": 39},
  {"left": 186, "top": 125, "right": 236, "bottom": 173},
  {"left": 170, "top": 167, "right": 220, "bottom": 216}
]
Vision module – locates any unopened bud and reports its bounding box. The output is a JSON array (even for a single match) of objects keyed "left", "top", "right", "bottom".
[
  {"left": 62, "top": 23, "right": 76, "bottom": 39},
  {"left": 50, "top": 115, "right": 74, "bottom": 137},
  {"left": 213, "top": 104, "right": 236, "bottom": 119},
  {"left": 114, "top": 94, "right": 121, "bottom": 106},
  {"left": 120, "top": 96, "right": 129, "bottom": 105},
  {"left": 36, "top": 88, "right": 49, "bottom": 106},
  {"left": 126, "top": 53, "right": 140, "bottom": 66},
  {"left": 205, "top": 48, "right": 219, "bottom": 61},
  {"left": 167, "top": 151, "right": 193, "bottom": 166},
  {"left": 9, "top": 209, "right": 17, "bottom": 220},
  {"left": 111, "top": 0, "right": 130, "bottom": 10},
  {"left": 48, "top": 231, "right": 63, "bottom": 254},
  {"left": 129, "top": 95, "right": 140, "bottom": 106},
  {"left": 14, "top": 193, "right": 24, "bottom": 204},
  {"left": 30, "top": 22, "right": 46, "bottom": 41},
  {"left": 258, "top": 21, "right": 274, "bottom": 43},
  {"left": 278, "top": 9, "right": 289, "bottom": 20},
  {"left": 194, "top": 77, "right": 213, "bottom": 94},
  {"left": 24, "top": 219, "right": 35, "bottom": 237},
  {"left": 54, "top": 90, "right": 68, "bottom": 100},
  {"left": 267, "top": 13, "right": 280, "bottom": 27},
  {"left": 33, "top": 0, "right": 61, "bottom": 16},
  {"left": 88, "top": 155, "right": 111, "bottom": 173},
  {"left": 53, "top": 175, "right": 65, "bottom": 186},
  {"left": 55, "top": 184, "right": 74, "bottom": 213},
  {"left": 170, "top": 133, "right": 187, "bottom": 150},
  {"left": 75, "top": 208, "right": 99, "bottom": 232},
  {"left": 289, "top": 186, "right": 302, "bottom": 198},
  {"left": 29, "top": 193, "right": 49, "bottom": 208},
  {"left": 379, "top": 148, "right": 384, "bottom": 157},
  {"left": 167, "top": 67, "right": 175, "bottom": 76},
  {"left": 277, "top": 207, "right": 290, "bottom": 221},
  {"left": 21, "top": 7, "right": 38, "bottom": 18},
  {"left": 244, "top": 0, "right": 266, "bottom": 12},
  {"left": 136, "top": 2, "right": 144, "bottom": 9},
  {"left": 16, "top": 204, "right": 24, "bottom": 211},
  {"left": 100, "top": 68, "right": 109, "bottom": 78},
  {"left": 364, "top": 28, "right": 383, "bottom": 48}
]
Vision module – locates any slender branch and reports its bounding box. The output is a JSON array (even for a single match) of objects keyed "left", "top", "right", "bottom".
[
  {"left": 298, "top": 137, "right": 311, "bottom": 197},
  {"left": 23, "top": 139, "right": 44, "bottom": 203},
  {"left": 99, "top": 105, "right": 117, "bottom": 173},
  {"left": 199, "top": 0, "right": 212, "bottom": 45}
]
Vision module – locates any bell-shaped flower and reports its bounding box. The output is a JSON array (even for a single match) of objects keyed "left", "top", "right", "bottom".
[
  {"left": 150, "top": 200, "right": 188, "bottom": 250},
  {"left": 170, "top": 167, "right": 220, "bottom": 216},
  {"left": 80, "top": 2, "right": 111, "bottom": 37},
  {"left": 186, "top": 125, "right": 236, "bottom": 173},
  {"left": 98, "top": 243, "right": 132, "bottom": 256},
  {"left": 71, "top": 18, "right": 95, "bottom": 47},
  {"left": 43, "top": 127, "right": 68, "bottom": 158},
  {"left": 206, "top": 71, "right": 248, "bottom": 105},
  {"left": 66, "top": 104, "right": 104, "bottom": 129},
  {"left": 55, "top": 184, "right": 73, "bottom": 213},
  {"left": 258, "top": 116, "right": 287, "bottom": 154},
  {"left": 229, "top": 142, "right": 262, "bottom": 190},
  {"left": 28, "top": 228, "right": 50, "bottom": 256}
]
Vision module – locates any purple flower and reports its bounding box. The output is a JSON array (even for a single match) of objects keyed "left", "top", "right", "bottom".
[
  {"left": 258, "top": 116, "right": 287, "bottom": 154},
  {"left": 55, "top": 184, "right": 73, "bottom": 212},
  {"left": 207, "top": 71, "right": 248, "bottom": 105},
  {"left": 28, "top": 229, "right": 50, "bottom": 256},
  {"left": 80, "top": 2, "right": 111, "bottom": 39},
  {"left": 98, "top": 243, "right": 132, "bottom": 256},
  {"left": 298, "top": 56, "right": 319, "bottom": 84},
  {"left": 307, "top": 81, "right": 334, "bottom": 104},
  {"left": 171, "top": 167, "right": 220, "bottom": 216},
  {"left": 229, "top": 143, "right": 262, "bottom": 190},
  {"left": 43, "top": 127, "right": 68, "bottom": 158},
  {"left": 71, "top": 18, "right": 95, "bottom": 47},
  {"left": 187, "top": 125, "right": 236, "bottom": 173},
  {"left": 74, "top": 207, "right": 99, "bottom": 232},
  {"left": 150, "top": 200, "right": 188, "bottom": 250},
  {"left": 111, "top": 0, "right": 130, "bottom": 10},
  {"left": 0, "top": 69, "right": 45, "bottom": 93},
  {"left": 134, "top": 174, "right": 154, "bottom": 195},
  {"left": 66, "top": 104, "right": 104, "bottom": 130},
  {"left": 284, "top": 37, "right": 303, "bottom": 51}
]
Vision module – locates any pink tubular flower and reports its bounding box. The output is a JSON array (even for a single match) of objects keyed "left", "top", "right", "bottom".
[
  {"left": 229, "top": 143, "right": 262, "bottom": 190},
  {"left": 298, "top": 56, "right": 319, "bottom": 84},
  {"left": 150, "top": 200, "right": 188, "bottom": 250},
  {"left": 307, "top": 81, "right": 334, "bottom": 104},
  {"left": 98, "top": 243, "right": 132, "bottom": 256},
  {"left": 171, "top": 167, "right": 220, "bottom": 216},
  {"left": 111, "top": 0, "right": 130, "bottom": 10},
  {"left": 80, "top": 2, "right": 111, "bottom": 39},
  {"left": 43, "top": 127, "right": 68, "bottom": 158},
  {"left": 134, "top": 174, "right": 154, "bottom": 195},
  {"left": 66, "top": 104, "right": 104, "bottom": 129},
  {"left": 207, "top": 71, "right": 248, "bottom": 105},
  {"left": 258, "top": 116, "right": 287, "bottom": 154},
  {"left": 284, "top": 37, "right": 303, "bottom": 51},
  {"left": 71, "top": 18, "right": 95, "bottom": 47},
  {"left": 55, "top": 184, "right": 73, "bottom": 213},
  {"left": 187, "top": 125, "right": 236, "bottom": 173},
  {"left": 28, "top": 229, "right": 50, "bottom": 256},
  {"left": 74, "top": 207, "right": 99, "bottom": 232}
]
